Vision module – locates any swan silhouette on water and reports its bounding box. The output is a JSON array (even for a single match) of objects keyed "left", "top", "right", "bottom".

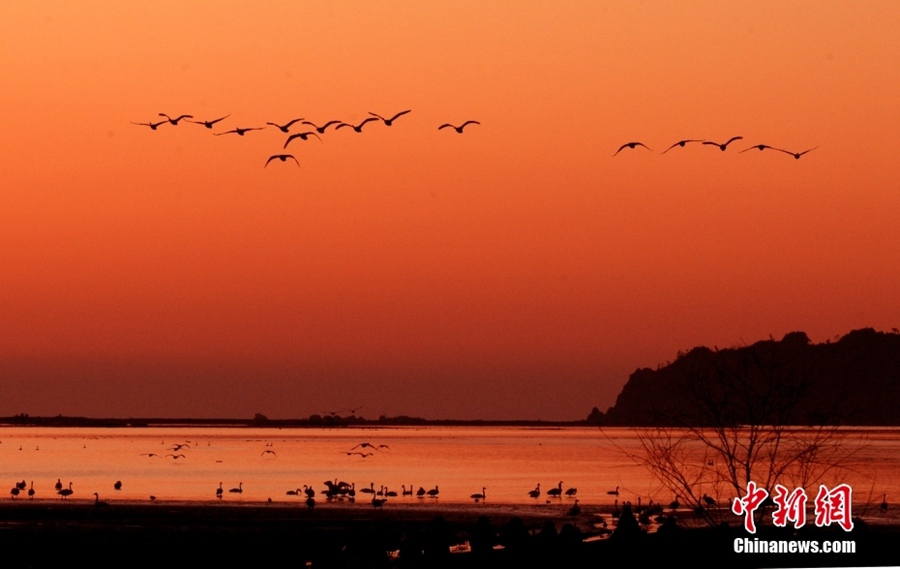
[
  {"left": 470, "top": 487, "right": 486, "bottom": 502},
  {"left": 607, "top": 486, "right": 619, "bottom": 496},
  {"left": 568, "top": 499, "right": 581, "bottom": 517},
  {"left": 426, "top": 486, "right": 440, "bottom": 498},
  {"left": 229, "top": 483, "right": 243, "bottom": 493},
  {"left": 438, "top": 121, "right": 479, "bottom": 133},
  {"left": 58, "top": 482, "right": 73, "bottom": 500},
  {"left": 528, "top": 484, "right": 541, "bottom": 499},
  {"left": 565, "top": 487, "right": 577, "bottom": 497},
  {"left": 216, "top": 482, "right": 223, "bottom": 499},
  {"left": 55, "top": 479, "right": 63, "bottom": 492},
  {"left": 547, "top": 481, "right": 563, "bottom": 498},
  {"left": 28, "top": 481, "right": 35, "bottom": 499},
  {"left": 94, "top": 493, "right": 110, "bottom": 507}
]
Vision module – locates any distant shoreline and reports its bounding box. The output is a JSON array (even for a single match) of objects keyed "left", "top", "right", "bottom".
[{"left": 0, "top": 414, "right": 599, "bottom": 428}]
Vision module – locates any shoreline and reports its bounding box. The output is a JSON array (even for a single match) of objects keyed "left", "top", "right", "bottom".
[{"left": 2, "top": 498, "right": 896, "bottom": 568}]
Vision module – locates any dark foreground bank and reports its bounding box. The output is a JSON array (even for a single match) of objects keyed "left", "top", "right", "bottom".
[{"left": 0, "top": 500, "right": 894, "bottom": 568}]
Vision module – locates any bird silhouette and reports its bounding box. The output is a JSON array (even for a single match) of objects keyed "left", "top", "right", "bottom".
[
  {"left": 739, "top": 143, "right": 779, "bottom": 153},
  {"left": 261, "top": 450, "right": 277, "bottom": 457},
  {"left": 703, "top": 136, "right": 743, "bottom": 151},
  {"left": 547, "top": 481, "right": 563, "bottom": 498},
  {"left": 470, "top": 487, "right": 486, "bottom": 502},
  {"left": 58, "top": 482, "right": 73, "bottom": 500},
  {"left": 438, "top": 121, "right": 479, "bottom": 133},
  {"left": 336, "top": 118, "right": 379, "bottom": 133},
  {"left": 607, "top": 486, "right": 619, "bottom": 496},
  {"left": 165, "top": 454, "right": 186, "bottom": 460},
  {"left": 372, "top": 497, "right": 386, "bottom": 509},
  {"left": 528, "top": 484, "right": 541, "bottom": 499},
  {"left": 158, "top": 113, "right": 193, "bottom": 125},
  {"left": 661, "top": 139, "right": 703, "bottom": 154},
  {"left": 265, "top": 154, "right": 300, "bottom": 168},
  {"left": 216, "top": 482, "right": 223, "bottom": 499},
  {"left": 401, "top": 485, "right": 413, "bottom": 496},
  {"left": 565, "top": 487, "right": 577, "bottom": 497},
  {"left": 229, "top": 483, "right": 243, "bottom": 493},
  {"left": 215, "top": 127, "right": 264, "bottom": 136},
  {"left": 426, "top": 486, "right": 440, "bottom": 498},
  {"left": 774, "top": 146, "right": 818, "bottom": 159},
  {"left": 284, "top": 131, "right": 322, "bottom": 148},
  {"left": 114, "top": 481, "right": 122, "bottom": 491},
  {"left": 568, "top": 499, "right": 581, "bottom": 517},
  {"left": 350, "top": 442, "right": 388, "bottom": 451},
  {"left": 306, "top": 496, "right": 316, "bottom": 509},
  {"left": 416, "top": 487, "right": 426, "bottom": 498},
  {"left": 369, "top": 110, "right": 411, "bottom": 126},
  {"left": 55, "top": 479, "right": 63, "bottom": 492},
  {"left": 881, "top": 494, "right": 888, "bottom": 512},
  {"left": 702, "top": 494, "right": 716, "bottom": 506},
  {"left": 301, "top": 120, "right": 342, "bottom": 134},
  {"left": 131, "top": 120, "right": 167, "bottom": 130},
  {"left": 28, "top": 481, "right": 35, "bottom": 499},
  {"left": 10, "top": 486, "right": 19, "bottom": 499},
  {"left": 385, "top": 487, "right": 398, "bottom": 497},
  {"left": 267, "top": 118, "right": 305, "bottom": 133},
  {"left": 286, "top": 488, "right": 300, "bottom": 496},
  {"left": 613, "top": 142, "right": 652, "bottom": 156},
  {"left": 187, "top": 115, "right": 230, "bottom": 129},
  {"left": 94, "top": 492, "right": 110, "bottom": 507}
]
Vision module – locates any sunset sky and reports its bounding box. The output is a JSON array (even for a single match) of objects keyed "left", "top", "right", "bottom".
[{"left": 1, "top": 2, "right": 898, "bottom": 420}]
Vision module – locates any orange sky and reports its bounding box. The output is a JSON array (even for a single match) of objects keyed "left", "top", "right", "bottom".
[{"left": 1, "top": 2, "right": 898, "bottom": 419}]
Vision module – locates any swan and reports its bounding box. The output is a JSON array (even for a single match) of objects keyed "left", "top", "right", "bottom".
[
  {"left": 438, "top": 121, "right": 479, "bottom": 133},
  {"left": 613, "top": 142, "right": 652, "bottom": 156},
  {"left": 702, "top": 136, "right": 743, "bottom": 151},
  {"left": 369, "top": 110, "right": 411, "bottom": 126}
]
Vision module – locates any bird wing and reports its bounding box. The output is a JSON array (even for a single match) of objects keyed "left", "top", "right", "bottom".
[
  {"left": 389, "top": 109, "right": 412, "bottom": 121},
  {"left": 661, "top": 142, "right": 681, "bottom": 154},
  {"left": 285, "top": 118, "right": 304, "bottom": 128},
  {"left": 287, "top": 155, "right": 300, "bottom": 167},
  {"left": 724, "top": 136, "right": 743, "bottom": 146},
  {"left": 215, "top": 129, "right": 237, "bottom": 136},
  {"left": 438, "top": 124, "right": 453, "bottom": 130},
  {"left": 461, "top": 120, "right": 480, "bottom": 127},
  {"left": 174, "top": 115, "right": 193, "bottom": 121},
  {"left": 359, "top": 117, "right": 378, "bottom": 128},
  {"left": 613, "top": 143, "right": 631, "bottom": 156},
  {"left": 265, "top": 156, "right": 279, "bottom": 167},
  {"left": 368, "top": 112, "right": 387, "bottom": 121},
  {"left": 284, "top": 133, "right": 300, "bottom": 149},
  {"left": 702, "top": 141, "right": 719, "bottom": 146},
  {"left": 797, "top": 146, "right": 818, "bottom": 156}
]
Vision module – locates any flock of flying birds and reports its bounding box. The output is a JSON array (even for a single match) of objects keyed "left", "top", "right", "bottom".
[
  {"left": 135, "top": 112, "right": 817, "bottom": 168},
  {"left": 614, "top": 136, "right": 818, "bottom": 159},
  {"left": 132, "top": 111, "right": 480, "bottom": 168}
]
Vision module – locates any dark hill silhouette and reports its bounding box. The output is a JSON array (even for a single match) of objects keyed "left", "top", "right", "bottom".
[{"left": 601, "top": 328, "right": 900, "bottom": 426}]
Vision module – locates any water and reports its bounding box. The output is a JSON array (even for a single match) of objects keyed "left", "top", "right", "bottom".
[{"left": 1, "top": 426, "right": 897, "bottom": 511}]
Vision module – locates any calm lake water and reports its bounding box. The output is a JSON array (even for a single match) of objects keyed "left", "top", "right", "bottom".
[{"left": 1, "top": 426, "right": 897, "bottom": 511}]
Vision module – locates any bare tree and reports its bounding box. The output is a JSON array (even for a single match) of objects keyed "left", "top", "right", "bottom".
[{"left": 618, "top": 335, "right": 862, "bottom": 527}]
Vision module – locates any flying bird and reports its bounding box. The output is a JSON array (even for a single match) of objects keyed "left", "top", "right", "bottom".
[
  {"left": 131, "top": 120, "right": 167, "bottom": 130},
  {"left": 284, "top": 131, "right": 322, "bottom": 148},
  {"left": 614, "top": 142, "right": 653, "bottom": 156},
  {"left": 774, "top": 146, "right": 818, "bottom": 159},
  {"left": 165, "top": 454, "right": 186, "bottom": 460},
  {"left": 301, "top": 120, "right": 342, "bottom": 134},
  {"left": 215, "top": 127, "right": 265, "bottom": 136},
  {"left": 187, "top": 115, "right": 230, "bottom": 129},
  {"left": 438, "top": 120, "right": 479, "bottom": 133},
  {"left": 740, "top": 144, "right": 780, "bottom": 153},
  {"left": 703, "top": 136, "right": 743, "bottom": 151},
  {"left": 661, "top": 139, "right": 703, "bottom": 154},
  {"left": 265, "top": 154, "right": 300, "bottom": 168},
  {"left": 158, "top": 113, "right": 193, "bottom": 125},
  {"left": 336, "top": 118, "right": 379, "bottom": 133},
  {"left": 261, "top": 450, "right": 277, "bottom": 457},
  {"left": 369, "top": 110, "right": 411, "bottom": 126},
  {"left": 267, "top": 118, "right": 305, "bottom": 133}
]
